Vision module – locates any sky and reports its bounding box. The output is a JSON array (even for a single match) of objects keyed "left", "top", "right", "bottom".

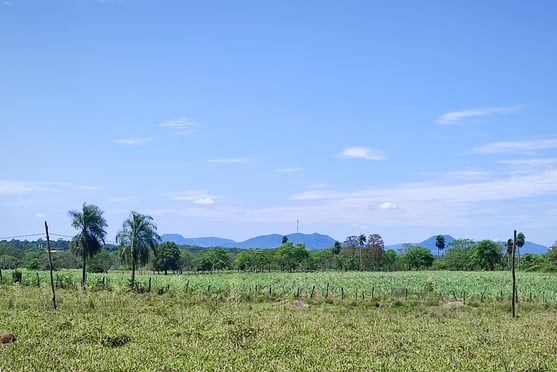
[{"left": 1, "top": 0, "right": 557, "bottom": 247}]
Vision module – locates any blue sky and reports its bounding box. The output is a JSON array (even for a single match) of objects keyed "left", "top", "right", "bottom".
[{"left": 2, "top": 0, "right": 557, "bottom": 246}]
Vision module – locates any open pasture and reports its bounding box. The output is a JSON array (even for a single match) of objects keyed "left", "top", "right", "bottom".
[{"left": 1, "top": 280, "right": 557, "bottom": 370}]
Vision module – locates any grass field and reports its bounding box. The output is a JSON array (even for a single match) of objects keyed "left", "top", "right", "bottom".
[{"left": 2, "top": 270, "right": 557, "bottom": 370}]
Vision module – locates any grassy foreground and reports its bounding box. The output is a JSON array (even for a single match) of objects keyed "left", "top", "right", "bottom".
[{"left": 1, "top": 284, "right": 557, "bottom": 371}]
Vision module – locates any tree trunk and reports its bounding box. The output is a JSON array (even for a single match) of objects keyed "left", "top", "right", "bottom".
[
  {"left": 82, "top": 255, "right": 87, "bottom": 288},
  {"left": 131, "top": 260, "right": 136, "bottom": 291}
]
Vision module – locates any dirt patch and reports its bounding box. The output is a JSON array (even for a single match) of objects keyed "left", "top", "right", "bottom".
[
  {"left": 0, "top": 332, "right": 16, "bottom": 344},
  {"left": 442, "top": 299, "right": 466, "bottom": 309},
  {"left": 288, "top": 300, "right": 309, "bottom": 309}
]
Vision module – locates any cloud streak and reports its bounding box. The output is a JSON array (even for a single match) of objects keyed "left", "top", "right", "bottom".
[
  {"left": 474, "top": 138, "right": 557, "bottom": 154},
  {"left": 159, "top": 117, "right": 198, "bottom": 136},
  {"left": 339, "top": 146, "right": 386, "bottom": 160},
  {"left": 438, "top": 106, "right": 521, "bottom": 125}
]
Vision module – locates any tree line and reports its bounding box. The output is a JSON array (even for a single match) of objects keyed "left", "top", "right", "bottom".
[{"left": 1, "top": 203, "right": 557, "bottom": 284}]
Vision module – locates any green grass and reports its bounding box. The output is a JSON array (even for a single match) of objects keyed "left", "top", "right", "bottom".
[{"left": 1, "top": 283, "right": 557, "bottom": 370}]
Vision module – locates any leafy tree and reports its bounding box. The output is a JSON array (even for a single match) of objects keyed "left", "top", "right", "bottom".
[
  {"left": 233, "top": 249, "right": 269, "bottom": 271},
  {"left": 87, "top": 249, "right": 113, "bottom": 273},
  {"left": 439, "top": 240, "right": 475, "bottom": 270},
  {"left": 153, "top": 241, "right": 181, "bottom": 274},
  {"left": 344, "top": 236, "right": 359, "bottom": 270},
  {"left": 282, "top": 236, "right": 288, "bottom": 244},
  {"left": 401, "top": 246, "right": 434, "bottom": 270},
  {"left": 274, "top": 242, "right": 309, "bottom": 271},
  {"left": 180, "top": 251, "right": 192, "bottom": 273},
  {"left": 68, "top": 203, "right": 108, "bottom": 288},
  {"left": 116, "top": 211, "right": 160, "bottom": 290},
  {"left": 195, "top": 247, "right": 229, "bottom": 271},
  {"left": 365, "top": 233, "right": 384, "bottom": 270},
  {"left": 381, "top": 249, "right": 398, "bottom": 271},
  {"left": 473, "top": 240, "right": 501, "bottom": 270},
  {"left": 435, "top": 235, "right": 446, "bottom": 259}
]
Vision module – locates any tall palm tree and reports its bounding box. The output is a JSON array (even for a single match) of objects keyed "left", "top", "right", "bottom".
[
  {"left": 516, "top": 232, "right": 525, "bottom": 269},
  {"left": 358, "top": 234, "right": 367, "bottom": 271},
  {"left": 506, "top": 238, "right": 514, "bottom": 268},
  {"left": 116, "top": 211, "right": 160, "bottom": 290},
  {"left": 435, "top": 235, "right": 446, "bottom": 260},
  {"left": 68, "top": 203, "right": 108, "bottom": 288}
]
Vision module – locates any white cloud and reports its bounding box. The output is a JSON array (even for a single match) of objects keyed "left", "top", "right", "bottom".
[
  {"left": 35, "top": 212, "right": 46, "bottom": 219},
  {"left": 114, "top": 137, "right": 152, "bottom": 145},
  {"left": 159, "top": 117, "right": 198, "bottom": 136},
  {"left": 474, "top": 138, "right": 557, "bottom": 154},
  {"left": 193, "top": 197, "right": 215, "bottom": 205},
  {"left": 207, "top": 157, "right": 257, "bottom": 164},
  {"left": 438, "top": 106, "right": 521, "bottom": 125},
  {"left": 162, "top": 190, "right": 218, "bottom": 205},
  {"left": 339, "top": 146, "right": 386, "bottom": 160},
  {"left": 379, "top": 201, "right": 398, "bottom": 210}
]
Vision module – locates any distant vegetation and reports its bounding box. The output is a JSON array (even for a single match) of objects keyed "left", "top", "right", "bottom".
[{"left": 2, "top": 233, "right": 557, "bottom": 274}]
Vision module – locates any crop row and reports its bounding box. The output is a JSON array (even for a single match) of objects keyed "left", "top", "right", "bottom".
[{"left": 3, "top": 269, "right": 557, "bottom": 303}]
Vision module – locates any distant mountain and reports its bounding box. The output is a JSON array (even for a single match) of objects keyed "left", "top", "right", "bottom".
[
  {"left": 385, "top": 235, "right": 455, "bottom": 255},
  {"left": 160, "top": 232, "right": 336, "bottom": 250},
  {"left": 519, "top": 241, "right": 549, "bottom": 255}
]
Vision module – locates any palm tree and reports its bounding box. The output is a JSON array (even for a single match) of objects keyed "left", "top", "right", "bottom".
[
  {"left": 116, "top": 211, "right": 160, "bottom": 290},
  {"left": 516, "top": 232, "right": 525, "bottom": 269},
  {"left": 68, "top": 203, "right": 108, "bottom": 288},
  {"left": 358, "top": 234, "right": 367, "bottom": 271},
  {"left": 435, "top": 235, "right": 446, "bottom": 259},
  {"left": 506, "top": 238, "right": 514, "bottom": 268}
]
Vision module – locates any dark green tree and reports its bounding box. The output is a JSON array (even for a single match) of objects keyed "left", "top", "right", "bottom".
[
  {"left": 153, "top": 241, "right": 181, "bottom": 274},
  {"left": 195, "top": 247, "right": 229, "bottom": 271},
  {"left": 473, "top": 240, "right": 501, "bottom": 270},
  {"left": 116, "top": 211, "right": 160, "bottom": 290},
  {"left": 401, "top": 246, "right": 434, "bottom": 270},
  {"left": 180, "top": 251, "right": 192, "bottom": 273},
  {"left": 68, "top": 203, "right": 108, "bottom": 288},
  {"left": 381, "top": 249, "right": 398, "bottom": 271},
  {"left": 87, "top": 249, "right": 113, "bottom": 273}
]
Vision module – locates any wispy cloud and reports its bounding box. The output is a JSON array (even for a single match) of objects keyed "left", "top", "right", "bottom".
[
  {"left": 0, "top": 180, "right": 98, "bottom": 195},
  {"left": 498, "top": 158, "right": 557, "bottom": 166},
  {"left": 438, "top": 105, "right": 521, "bottom": 125},
  {"left": 474, "top": 138, "right": 557, "bottom": 154},
  {"left": 114, "top": 137, "right": 152, "bottom": 145},
  {"left": 285, "top": 168, "right": 557, "bottom": 226},
  {"left": 159, "top": 117, "right": 198, "bottom": 136},
  {"left": 339, "top": 146, "right": 386, "bottom": 160},
  {"left": 162, "top": 190, "right": 217, "bottom": 205},
  {"left": 207, "top": 157, "right": 257, "bottom": 164},
  {"left": 0, "top": 180, "right": 57, "bottom": 195}
]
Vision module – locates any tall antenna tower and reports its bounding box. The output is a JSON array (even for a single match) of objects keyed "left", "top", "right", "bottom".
[{"left": 297, "top": 219, "right": 299, "bottom": 234}]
